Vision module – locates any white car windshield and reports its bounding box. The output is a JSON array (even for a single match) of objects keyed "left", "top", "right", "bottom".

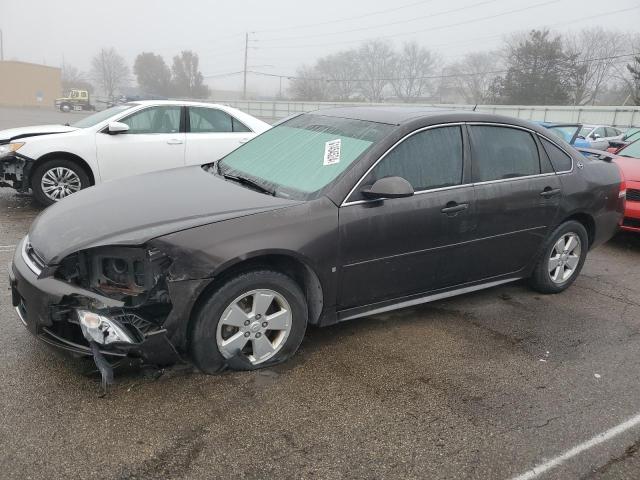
[{"left": 71, "top": 105, "right": 134, "bottom": 128}]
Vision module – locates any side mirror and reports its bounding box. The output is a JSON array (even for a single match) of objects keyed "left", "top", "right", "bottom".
[
  {"left": 107, "top": 121, "right": 129, "bottom": 134},
  {"left": 592, "top": 133, "right": 601, "bottom": 140},
  {"left": 361, "top": 176, "right": 414, "bottom": 200}
]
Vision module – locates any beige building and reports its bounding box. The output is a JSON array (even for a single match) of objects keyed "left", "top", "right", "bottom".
[{"left": 0, "top": 61, "right": 61, "bottom": 107}]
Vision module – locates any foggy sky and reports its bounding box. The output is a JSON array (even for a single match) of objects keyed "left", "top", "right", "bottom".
[{"left": 1, "top": 0, "right": 638, "bottom": 96}]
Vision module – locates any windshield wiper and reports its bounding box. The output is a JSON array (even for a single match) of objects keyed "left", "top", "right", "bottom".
[{"left": 222, "top": 173, "right": 275, "bottom": 196}]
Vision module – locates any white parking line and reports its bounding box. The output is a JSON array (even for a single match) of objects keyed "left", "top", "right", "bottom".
[{"left": 511, "top": 412, "right": 640, "bottom": 480}]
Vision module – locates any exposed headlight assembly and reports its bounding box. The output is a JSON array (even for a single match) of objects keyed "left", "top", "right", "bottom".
[
  {"left": 77, "top": 309, "right": 136, "bottom": 345},
  {"left": 0, "top": 142, "right": 24, "bottom": 157}
]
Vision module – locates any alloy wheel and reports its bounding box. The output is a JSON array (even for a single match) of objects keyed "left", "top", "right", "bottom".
[
  {"left": 548, "top": 232, "right": 581, "bottom": 284},
  {"left": 40, "top": 167, "right": 82, "bottom": 201},
  {"left": 216, "top": 289, "right": 292, "bottom": 365}
]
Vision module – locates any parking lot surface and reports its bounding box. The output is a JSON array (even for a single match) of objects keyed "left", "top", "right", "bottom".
[{"left": 2, "top": 108, "right": 640, "bottom": 479}]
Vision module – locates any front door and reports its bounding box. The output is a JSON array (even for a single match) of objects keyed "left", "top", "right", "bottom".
[
  {"left": 95, "top": 105, "right": 185, "bottom": 182},
  {"left": 465, "top": 124, "right": 561, "bottom": 280},
  {"left": 338, "top": 125, "right": 477, "bottom": 309}
]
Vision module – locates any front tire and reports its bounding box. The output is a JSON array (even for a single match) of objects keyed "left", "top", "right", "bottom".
[
  {"left": 31, "top": 159, "right": 90, "bottom": 206},
  {"left": 529, "top": 220, "right": 588, "bottom": 294},
  {"left": 190, "top": 270, "right": 308, "bottom": 374}
]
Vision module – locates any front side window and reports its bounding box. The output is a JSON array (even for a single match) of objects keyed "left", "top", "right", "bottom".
[
  {"left": 364, "top": 126, "right": 463, "bottom": 193},
  {"left": 218, "top": 114, "right": 392, "bottom": 200},
  {"left": 469, "top": 126, "right": 540, "bottom": 182},
  {"left": 120, "top": 106, "right": 181, "bottom": 134},
  {"left": 592, "top": 127, "right": 606, "bottom": 138}
]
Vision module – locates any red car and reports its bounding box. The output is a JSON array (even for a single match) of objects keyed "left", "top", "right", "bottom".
[{"left": 613, "top": 139, "right": 640, "bottom": 232}]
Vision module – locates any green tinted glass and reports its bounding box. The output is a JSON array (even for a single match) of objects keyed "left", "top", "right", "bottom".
[{"left": 219, "top": 114, "right": 391, "bottom": 199}]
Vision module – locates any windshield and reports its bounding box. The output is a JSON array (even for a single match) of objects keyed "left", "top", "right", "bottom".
[
  {"left": 71, "top": 105, "right": 133, "bottom": 128},
  {"left": 623, "top": 129, "right": 640, "bottom": 142},
  {"left": 620, "top": 140, "right": 640, "bottom": 158},
  {"left": 218, "top": 114, "right": 392, "bottom": 200},
  {"left": 546, "top": 125, "right": 579, "bottom": 144}
]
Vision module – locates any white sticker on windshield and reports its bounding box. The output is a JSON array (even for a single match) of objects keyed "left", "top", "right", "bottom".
[{"left": 323, "top": 139, "right": 342, "bottom": 166}]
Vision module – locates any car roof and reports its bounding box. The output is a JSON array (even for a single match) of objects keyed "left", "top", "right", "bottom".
[
  {"left": 129, "top": 99, "right": 230, "bottom": 109},
  {"left": 308, "top": 106, "right": 555, "bottom": 134},
  {"left": 310, "top": 106, "right": 463, "bottom": 125}
]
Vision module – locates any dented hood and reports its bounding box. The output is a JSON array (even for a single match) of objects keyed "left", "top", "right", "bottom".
[
  {"left": 29, "top": 166, "right": 301, "bottom": 264},
  {"left": 0, "top": 124, "right": 78, "bottom": 143}
]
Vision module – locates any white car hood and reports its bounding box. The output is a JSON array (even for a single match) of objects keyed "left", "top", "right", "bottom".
[{"left": 0, "top": 124, "right": 79, "bottom": 143}]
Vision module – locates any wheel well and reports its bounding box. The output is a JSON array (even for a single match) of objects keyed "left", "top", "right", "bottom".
[
  {"left": 31, "top": 152, "right": 95, "bottom": 185},
  {"left": 189, "top": 255, "right": 324, "bottom": 330},
  {"left": 565, "top": 212, "right": 595, "bottom": 247}
]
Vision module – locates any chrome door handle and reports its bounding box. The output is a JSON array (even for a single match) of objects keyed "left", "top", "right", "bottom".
[
  {"left": 239, "top": 138, "right": 250, "bottom": 144},
  {"left": 167, "top": 139, "right": 183, "bottom": 145}
]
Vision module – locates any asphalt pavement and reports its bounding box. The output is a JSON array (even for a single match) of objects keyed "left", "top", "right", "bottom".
[{"left": 1, "top": 107, "right": 640, "bottom": 479}]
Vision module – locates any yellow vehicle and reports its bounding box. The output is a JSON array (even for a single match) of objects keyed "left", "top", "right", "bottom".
[{"left": 55, "top": 89, "right": 96, "bottom": 112}]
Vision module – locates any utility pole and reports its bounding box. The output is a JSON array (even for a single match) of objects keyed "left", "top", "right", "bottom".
[
  {"left": 1, "top": 29, "right": 4, "bottom": 61},
  {"left": 243, "top": 32, "right": 249, "bottom": 100}
]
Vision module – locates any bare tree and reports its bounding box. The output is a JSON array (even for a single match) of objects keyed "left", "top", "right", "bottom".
[
  {"left": 289, "top": 65, "right": 329, "bottom": 101},
  {"left": 610, "top": 33, "right": 640, "bottom": 105},
  {"left": 358, "top": 39, "right": 396, "bottom": 102},
  {"left": 390, "top": 41, "right": 438, "bottom": 102},
  {"left": 316, "top": 50, "right": 361, "bottom": 101},
  {"left": 90, "top": 47, "right": 130, "bottom": 99},
  {"left": 62, "top": 64, "right": 93, "bottom": 93},
  {"left": 565, "top": 28, "right": 625, "bottom": 105},
  {"left": 447, "top": 52, "right": 501, "bottom": 104}
]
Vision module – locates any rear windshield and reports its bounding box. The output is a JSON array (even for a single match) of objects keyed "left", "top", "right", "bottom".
[{"left": 218, "top": 114, "right": 392, "bottom": 200}]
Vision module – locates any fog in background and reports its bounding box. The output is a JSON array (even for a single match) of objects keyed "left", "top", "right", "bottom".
[{"left": 1, "top": 0, "right": 639, "bottom": 99}]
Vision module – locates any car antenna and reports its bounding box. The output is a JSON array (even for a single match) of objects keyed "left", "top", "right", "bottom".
[{"left": 472, "top": 104, "right": 478, "bottom": 112}]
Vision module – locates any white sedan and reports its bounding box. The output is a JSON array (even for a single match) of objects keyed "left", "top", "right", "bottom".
[{"left": 0, "top": 100, "right": 270, "bottom": 205}]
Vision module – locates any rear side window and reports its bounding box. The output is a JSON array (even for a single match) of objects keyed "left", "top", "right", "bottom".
[
  {"left": 469, "top": 126, "right": 540, "bottom": 182},
  {"left": 366, "top": 125, "right": 463, "bottom": 192},
  {"left": 540, "top": 137, "right": 572, "bottom": 172},
  {"left": 189, "top": 107, "right": 232, "bottom": 133},
  {"left": 232, "top": 117, "right": 251, "bottom": 132},
  {"left": 189, "top": 107, "right": 252, "bottom": 133}
]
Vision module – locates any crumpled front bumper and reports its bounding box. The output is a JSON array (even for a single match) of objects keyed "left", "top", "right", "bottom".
[
  {"left": 0, "top": 153, "right": 34, "bottom": 191},
  {"left": 9, "top": 237, "right": 181, "bottom": 365}
]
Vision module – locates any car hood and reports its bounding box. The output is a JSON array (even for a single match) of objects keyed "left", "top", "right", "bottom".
[
  {"left": 0, "top": 124, "right": 79, "bottom": 143},
  {"left": 29, "top": 166, "right": 301, "bottom": 264},
  {"left": 614, "top": 155, "right": 640, "bottom": 182}
]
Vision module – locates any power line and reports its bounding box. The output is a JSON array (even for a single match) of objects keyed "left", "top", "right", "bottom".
[
  {"left": 256, "top": 0, "right": 561, "bottom": 49},
  {"left": 253, "top": 0, "right": 439, "bottom": 34},
  {"left": 245, "top": 52, "right": 638, "bottom": 83},
  {"left": 258, "top": 0, "right": 503, "bottom": 43}
]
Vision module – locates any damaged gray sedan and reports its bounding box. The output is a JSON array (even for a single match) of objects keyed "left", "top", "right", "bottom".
[{"left": 9, "top": 107, "right": 624, "bottom": 382}]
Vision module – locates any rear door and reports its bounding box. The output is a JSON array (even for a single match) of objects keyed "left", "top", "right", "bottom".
[
  {"left": 185, "top": 106, "right": 255, "bottom": 165},
  {"left": 465, "top": 124, "right": 561, "bottom": 280},
  {"left": 338, "top": 125, "right": 477, "bottom": 309},
  {"left": 95, "top": 105, "right": 185, "bottom": 182}
]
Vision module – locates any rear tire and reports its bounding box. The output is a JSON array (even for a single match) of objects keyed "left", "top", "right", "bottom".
[
  {"left": 528, "top": 220, "right": 588, "bottom": 294},
  {"left": 190, "top": 270, "right": 308, "bottom": 374},
  {"left": 31, "top": 159, "right": 90, "bottom": 206}
]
